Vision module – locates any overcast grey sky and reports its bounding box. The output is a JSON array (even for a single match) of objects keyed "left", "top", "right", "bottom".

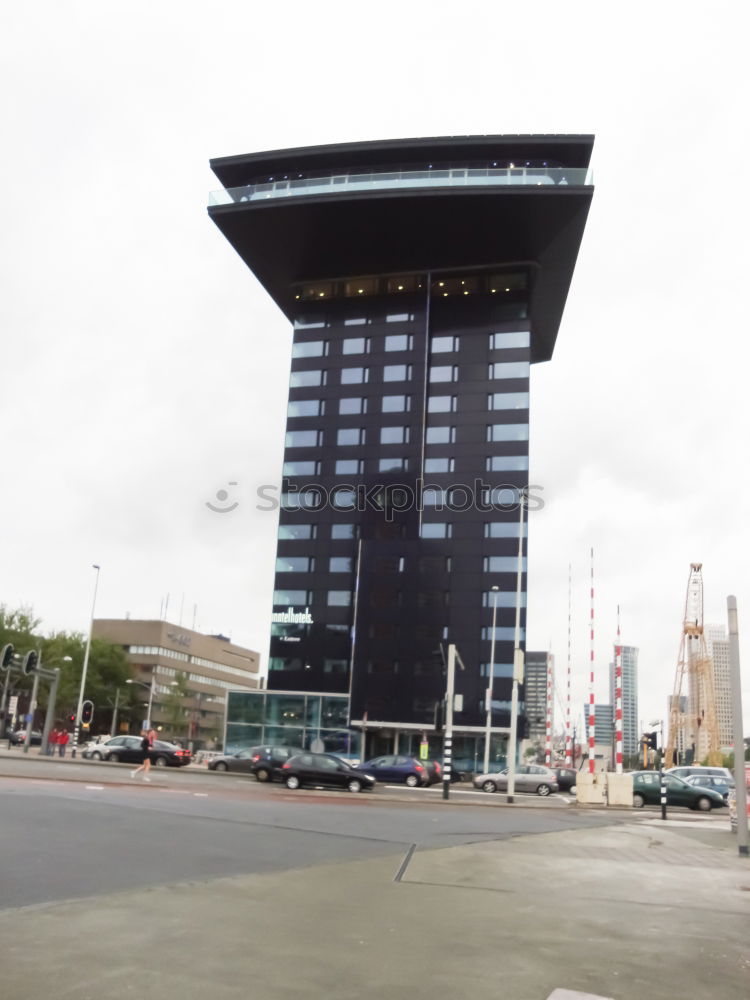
[{"left": 1, "top": 1, "right": 748, "bottom": 733}]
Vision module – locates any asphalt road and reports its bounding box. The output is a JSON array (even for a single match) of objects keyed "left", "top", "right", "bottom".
[{"left": 0, "top": 761, "right": 612, "bottom": 910}]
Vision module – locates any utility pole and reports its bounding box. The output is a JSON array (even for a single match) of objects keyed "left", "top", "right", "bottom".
[
  {"left": 506, "top": 493, "right": 525, "bottom": 804},
  {"left": 442, "top": 643, "right": 465, "bottom": 801},
  {"left": 483, "top": 586, "right": 499, "bottom": 775},
  {"left": 72, "top": 564, "right": 101, "bottom": 757},
  {"left": 727, "top": 596, "right": 748, "bottom": 857}
]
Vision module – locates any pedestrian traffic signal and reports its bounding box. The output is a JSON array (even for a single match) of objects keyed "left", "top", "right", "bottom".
[
  {"left": 0, "top": 644, "right": 14, "bottom": 670},
  {"left": 21, "top": 650, "right": 39, "bottom": 675},
  {"left": 81, "top": 700, "right": 94, "bottom": 725}
]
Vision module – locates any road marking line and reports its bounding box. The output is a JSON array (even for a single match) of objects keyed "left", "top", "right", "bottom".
[
  {"left": 85, "top": 785, "right": 104, "bottom": 790},
  {"left": 193, "top": 792, "right": 209, "bottom": 797},
  {"left": 547, "top": 989, "right": 614, "bottom": 1000}
]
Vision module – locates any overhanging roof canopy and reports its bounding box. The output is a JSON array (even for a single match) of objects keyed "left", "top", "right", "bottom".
[{"left": 208, "top": 135, "right": 594, "bottom": 363}]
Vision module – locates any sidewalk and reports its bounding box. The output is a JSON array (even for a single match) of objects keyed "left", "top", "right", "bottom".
[{"left": 0, "top": 793, "right": 747, "bottom": 999}]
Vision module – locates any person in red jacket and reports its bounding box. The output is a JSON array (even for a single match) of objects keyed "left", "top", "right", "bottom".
[
  {"left": 58, "top": 729, "right": 70, "bottom": 758},
  {"left": 48, "top": 728, "right": 59, "bottom": 756}
]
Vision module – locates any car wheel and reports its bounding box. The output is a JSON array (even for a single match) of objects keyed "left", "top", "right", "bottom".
[
  {"left": 405, "top": 774, "right": 419, "bottom": 788},
  {"left": 110, "top": 752, "right": 120, "bottom": 763},
  {"left": 214, "top": 761, "right": 229, "bottom": 772},
  {"left": 481, "top": 780, "right": 497, "bottom": 793},
  {"left": 285, "top": 775, "right": 300, "bottom": 790},
  {"left": 154, "top": 756, "right": 168, "bottom": 768},
  {"left": 255, "top": 767, "right": 271, "bottom": 782},
  {"left": 91, "top": 751, "right": 102, "bottom": 760},
  {"left": 536, "top": 784, "right": 552, "bottom": 797},
  {"left": 633, "top": 793, "right": 645, "bottom": 808},
  {"left": 348, "top": 779, "right": 363, "bottom": 793},
  {"left": 696, "top": 796, "right": 712, "bottom": 812}
]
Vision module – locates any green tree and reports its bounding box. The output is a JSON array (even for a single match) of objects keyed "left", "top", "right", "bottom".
[
  {"left": 162, "top": 671, "right": 188, "bottom": 740},
  {"left": 1, "top": 605, "right": 138, "bottom": 734}
]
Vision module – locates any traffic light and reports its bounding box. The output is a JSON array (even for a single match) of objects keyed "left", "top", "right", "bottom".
[
  {"left": 21, "top": 651, "right": 39, "bottom": 675},
  {"left": 0, "top": 644, "right": 14, "bottom": 670},
  {"left": 68, "top": 713, "right": 76, "bottom": 725},
  {"left": 647, "top": 732, "right": 658, "bottom": 750},
  {"left": 81, "top": 700, "right": 94, "bottom": 726}
]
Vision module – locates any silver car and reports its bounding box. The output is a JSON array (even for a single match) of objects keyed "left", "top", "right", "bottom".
[{"left": 473, "top": 764, "right": 559, "bottom": 796}]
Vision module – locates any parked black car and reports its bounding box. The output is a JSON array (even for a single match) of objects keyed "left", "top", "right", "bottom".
[
  {"left": 83, "top": 735, "right": 191, "bottom": 767},
  {"left": 208, "top": 744, "right": 301, "bottom": 781},
  {"left": 9, "top": 730, "right": 43, "bottom": 746},
  {"left": 551, "top": 767, "right": 578, "bottom": 791},
  {"left": 281, "top": 752, "right": 377, "bottom": 793}
]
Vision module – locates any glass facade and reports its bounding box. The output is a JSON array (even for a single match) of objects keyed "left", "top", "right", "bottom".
[{"left": 225, "top": 690, "right": 356, "bottom": 757}]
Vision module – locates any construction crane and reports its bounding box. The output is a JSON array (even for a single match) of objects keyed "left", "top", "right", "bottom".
[{"left": 665, "top": 563, "right": 722, "bottom": 768}]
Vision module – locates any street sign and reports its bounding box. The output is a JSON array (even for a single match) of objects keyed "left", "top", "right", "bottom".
[
  {"left": 419, "top": 740, "right": 429, "bottom": 760},
  {"left": 7, "top": 696, "right": 18, "bottom": 716}
]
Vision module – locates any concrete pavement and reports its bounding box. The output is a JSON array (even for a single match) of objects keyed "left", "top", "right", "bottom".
[{"left": 1, "top": 769, "right": 748, "bottom": 1000}]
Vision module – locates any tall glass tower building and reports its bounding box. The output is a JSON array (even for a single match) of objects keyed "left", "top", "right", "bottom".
[{"left": 209, "top": 136, "right": 594, "bottom": 763}]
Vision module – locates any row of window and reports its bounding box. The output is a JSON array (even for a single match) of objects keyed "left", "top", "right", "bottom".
[
  {"left": 283, "top": 455, "right": 529, "bottom": 476},
  {"left": 287, "top": 391, "right": 528, "bottom": 418},
  {"left": 281, "top": 484, "right": 528, "bottom": 511},
  {"left": 274, "top": 588, "right": 526, "bottom": 610},
  {"left": 289, "top": 361, "right": 529, "bottom": 388},
  {"left": 291, "top": 330, "right": 530, "bottom": 358},
  {"left": 146, "top": 660, "right": 259, "bottom": 683},
  {"left": 275, "top": 557, "right": 524, "bottom": 576},
  {"left": 286, "top": 423, "right": 529, "bottom": 448},
  {"left": 278, "top": 521, "right": 528, "bottom": 541},
  {"left": 294, "top": 311, "right": 417, "bottom": 329}
]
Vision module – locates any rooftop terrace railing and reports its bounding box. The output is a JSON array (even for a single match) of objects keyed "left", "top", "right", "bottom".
[{"left": 209, "top": 165, "right": 592, "bottom": 206}]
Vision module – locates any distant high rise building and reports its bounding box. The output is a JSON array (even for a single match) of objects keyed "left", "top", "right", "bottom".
[
  {"left": 524, "top": 651, "right": 550, "bottom": 743},
  {"left": 609, "top": 645, "right": 639, "bottom": 756},
  {"left": 705, "top": 624, "right": 734, "bottom": 749}
]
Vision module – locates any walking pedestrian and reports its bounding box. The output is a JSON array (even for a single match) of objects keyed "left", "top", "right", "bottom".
[
  {"left": 48, "top": 728, "right": 59, "bottom": 756},
  {"left": 58, "top": 729, "right": 69, "bottom": 757},
  {"left": 130, "top": 729, "right": 154, "bottom": 781}
]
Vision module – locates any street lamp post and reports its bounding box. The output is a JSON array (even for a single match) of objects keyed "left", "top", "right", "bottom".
[
  {"left": 483, "top": 585, "right": 500, "bottom": 775},
  {"left": 126, "top": 676, "right": 154, "bottom": 729},
  {"left": 72, "top": 564, "right": 100, "bottom": 757}
]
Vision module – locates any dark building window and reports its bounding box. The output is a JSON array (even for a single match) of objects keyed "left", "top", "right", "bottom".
[
  {"left": 292, "top": 341, "right": 328, "bottom": 358},
  {"left": 278, "top": 523, "right": 317, "bottom": 540},
  {"left": 385, "top": 334, "right": 413, "bottom": 351},
  {"left": 343, "top": 337, "right": 369, "bottom": 355},
  {"left": 288, "top": 399, "right": 324, "bottom": 417},
  {"left": 424, "top": 457, "right": 455, "bottom": 473},
  {"left": 384, "top": 364, "right": 412, "bottom": 382},
  {"left": 337, "top": 428, "right": 365, "bottom": 446},
  {"left": 283, "top": 460, "right": 320, "bottom": 476},
  {"left": 382, "top": 394, "right": 410, "bottom": 412},
  {"left": 290, "top": 369, "right": 325, "bottom": 387},
  {"left": 339, "top": 397, "right": 367, "bottom": 414}
]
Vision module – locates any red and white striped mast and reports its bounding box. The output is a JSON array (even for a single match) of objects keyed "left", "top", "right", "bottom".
[
  {"left": 614, "top": 605, "right": 623, "bottom": 774},
  {"left": 588, "top": 547, "right": 596, "bottom": 774},
  {"left": 545, "top": 651, "right": 554, "bottom": 767},
  {"left": 565, "top": 564, "right": 572, "bottom": 766}
]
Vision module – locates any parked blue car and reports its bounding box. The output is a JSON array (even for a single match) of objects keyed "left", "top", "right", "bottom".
[{"left": 360, "top": 755, "right": 437, "bottom": 787}]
